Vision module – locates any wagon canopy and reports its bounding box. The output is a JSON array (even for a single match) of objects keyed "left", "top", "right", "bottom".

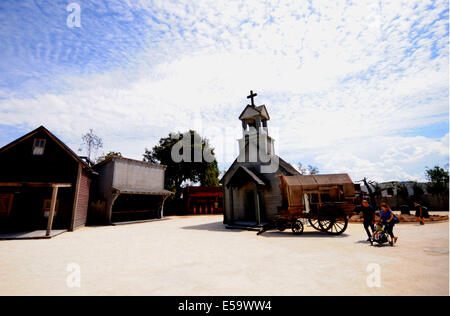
[{"left": 280, "top": 174, "right": 355, "bottom": 208}]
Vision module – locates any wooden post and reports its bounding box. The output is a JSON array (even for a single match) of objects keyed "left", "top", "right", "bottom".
[
  {"left": 254, "top": 183, "right": 261, "bottom": 226},
  {"left": 46, "top": 186, "right": 59, "bottom": 236},
  {"left": 160, "top": 195, "right": 169, "bottom": 219},
  {"left": 229, "top": 186, "right": 234, "bottom": 223}
]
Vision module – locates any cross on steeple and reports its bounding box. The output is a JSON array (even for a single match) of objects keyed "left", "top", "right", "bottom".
[{"left": 247, "top": 90, "right": 257, "bottom": 107}]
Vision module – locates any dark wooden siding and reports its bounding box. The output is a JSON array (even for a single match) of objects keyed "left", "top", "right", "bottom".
[
  {"left": 0, "top": 129, "right": 81, "bottom": 230},
  {"left": 72, "top": 169, "right": 91, "bottom": 230},
  {"left": 0, "top": 129, "right": 78, "bottom": 183}
]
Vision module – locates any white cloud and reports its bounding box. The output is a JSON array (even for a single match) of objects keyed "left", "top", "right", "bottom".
[{"left": 0, "top": 0, "right": 448, "bottom": 181}]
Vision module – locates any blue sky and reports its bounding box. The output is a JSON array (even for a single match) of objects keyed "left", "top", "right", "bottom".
[{"left": 0, "top": 0, "right": 448, "bottom": 182}]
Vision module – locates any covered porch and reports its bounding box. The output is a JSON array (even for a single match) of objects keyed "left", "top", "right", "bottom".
[
  {"left": 0, "top": 182, "right": 72, "bottom": 237},
  {"left": 224, "top": 166, "right": 268, "bottom": 228},
  {"left": 109, "top": 187, "right": 172, "bottom": 224}
]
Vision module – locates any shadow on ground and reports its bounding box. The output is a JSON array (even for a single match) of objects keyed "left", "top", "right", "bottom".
[
  {"left": 182, "top": 221, "right": 231, "bottom": 232},
  {"left": 182, "top": 221, "right": 350, "bottom": 239},
  {"left": 258, "top": 231, "right": 350, "bottom": 239}
]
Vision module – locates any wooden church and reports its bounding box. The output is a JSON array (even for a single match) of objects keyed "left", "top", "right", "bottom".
[{"left": 221, "top": 91, "right": 300, "bottom": 228}]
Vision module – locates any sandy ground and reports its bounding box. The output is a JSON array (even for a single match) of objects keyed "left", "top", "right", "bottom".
[{"left": 0, "top": 215, "right": 448, "bottom": 296}]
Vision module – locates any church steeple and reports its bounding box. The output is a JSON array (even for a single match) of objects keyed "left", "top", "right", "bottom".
[{"left": 238, "top": 90, "right": 274, "bottom": 157}]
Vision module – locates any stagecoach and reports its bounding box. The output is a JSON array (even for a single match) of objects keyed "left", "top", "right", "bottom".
[{"left": 258, "top": 174, "right": 356, "bottom": 236}]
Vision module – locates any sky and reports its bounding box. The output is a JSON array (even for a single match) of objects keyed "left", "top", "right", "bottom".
[{"left": 0, "top": 0, "right": 448, "bottom": 182}]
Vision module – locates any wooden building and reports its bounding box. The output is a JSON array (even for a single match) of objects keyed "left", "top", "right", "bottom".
[
  {"left": 0, "top": 126, "right": 95, "bottom": 235},
  {"left": 89, "top": 156, "right": 172, "bottom": 224},
  {"left": 184, "top": 186, "right": 223, "bottom": 214},
  {"left": 221, "top": 91, "right": 300, "bottom": 227}
]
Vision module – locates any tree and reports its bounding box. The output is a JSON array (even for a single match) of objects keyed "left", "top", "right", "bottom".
[
  {"left": 297, "top": 162, "right": 308, "bottom": 175},
  {"left": 97, "top": 151, "right": 122, "bottom": 163},
  {"left": 393, "top": 182, "right": 409, "bottom": 199},
  {"left": 79, "top": 129, "right": 103, "bottom": 161},
  {"left": 412, "top": 182, "right": 424, "bottom": 198},
  {"left": 425, "top": 165, "right": 449, "bottom": 195},
  {"left": 308, "top": 165, "right": 319, "bottom": 175},
  {"left": 297, "top": 162, "right": 319, "bottom": 175},
  {"left": 143, "top": 130, "right": 220, "bottom": 198},
  {"left": 360, "top": 177, "right": 381, "bottom": 207}
]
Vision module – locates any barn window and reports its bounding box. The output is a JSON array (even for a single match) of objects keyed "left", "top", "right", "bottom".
[{"left": 32, "top": 138, "right": 46, "bottom": 155}]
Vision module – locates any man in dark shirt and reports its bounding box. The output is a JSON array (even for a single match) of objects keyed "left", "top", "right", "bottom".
[
  {"left": 413, "top": 201, "right": 427, "bottom": 225},
  {"left": 358, "top": 200, "right": 376, "bottom": 241}
]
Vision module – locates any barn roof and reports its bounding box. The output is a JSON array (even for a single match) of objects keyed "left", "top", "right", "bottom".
[{"left": 0, "top": 126, "right": 95, "bottom": 173}]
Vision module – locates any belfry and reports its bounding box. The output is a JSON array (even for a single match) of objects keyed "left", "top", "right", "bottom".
[{"left": 221, "top": 91, "right": 300, "bottom": 228}]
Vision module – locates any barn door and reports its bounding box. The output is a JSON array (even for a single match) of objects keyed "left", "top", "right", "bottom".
[{"left": 0, "top": 194, "right": 14, "bottom": 220}]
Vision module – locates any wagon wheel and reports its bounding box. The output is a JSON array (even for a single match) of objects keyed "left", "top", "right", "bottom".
[
  {"left": 291, "top": 219, "right": 304, "bottom": 235},
  {"left": 318, "top": 214, "right": 348, "bottom": 235},
  {"left": 276, "top": 219, "right": 286, "bottom": 232},
  {"left": 308, "top": 217, "right": 326, "bottom": 232}
]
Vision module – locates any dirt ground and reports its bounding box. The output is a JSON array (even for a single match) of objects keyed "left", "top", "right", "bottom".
[{"left": 0, "top": 215, "right": 448, "bottom": 296}]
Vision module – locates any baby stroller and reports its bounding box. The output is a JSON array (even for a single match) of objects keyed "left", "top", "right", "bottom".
[{"left": 370, "top": 224, "right": 394, "bottom": 247}]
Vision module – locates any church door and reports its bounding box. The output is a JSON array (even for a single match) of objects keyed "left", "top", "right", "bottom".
[{"left": 244, "top": 191, "right": 256, "bottom": 221}]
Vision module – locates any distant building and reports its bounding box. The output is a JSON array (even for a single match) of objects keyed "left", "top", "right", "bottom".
[
  {"left": 361, "top": 181, "right": 430, "bottom": 197},
  {"left": 0, "top": 126, "right": 95, "bottom": 235},
  {"left": 183, "top": 186, "right": 223, "bottom": 214},
  {"left": 89, "top": 156, "right": 172, "bottom": 224}
]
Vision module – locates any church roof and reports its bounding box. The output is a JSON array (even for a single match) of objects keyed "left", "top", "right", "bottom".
[
  {"left": 239, "top": 104, "right": 270, "bottom": 121},
  {"left": 223, "top": 165, "right": 266, "bottom": 187},
  {"left": 220, "top": 156, "right": 300, "bottom": 185}
]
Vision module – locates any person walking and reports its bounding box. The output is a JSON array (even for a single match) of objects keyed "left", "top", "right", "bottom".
[
  {"left": 359, "top": 200, "right": 376, "bottom": 241},
  {"left": 413, "top": 201, "right": 425, "bottom": 226},
  {"left": 380, "top": 203, "right": 398, "bottom": 244}
]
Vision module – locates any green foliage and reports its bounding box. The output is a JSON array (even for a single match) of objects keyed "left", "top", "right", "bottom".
[
  {"left": 201, "top": 159, "right": 220, "bottom": 186},
  {"left": 425, "top": 166, "right": 449, "bottom": 195},
  {"left": 143, "top": 130, "right": 220, "bottom": 197},
  {"left": 308, "top": 165, "right": 319, "bottom": 175},
  {"left": 372, "top": 183, "right": 382, "bottom": 197},
  {"left": 412, "top": 182, "right": 424, "bottom": 197},
  {"left": 96, "top": 151, "right": 122, "bottom": 163},
  {"left": 395, "top": 183, "right": 409, "bottom": 198},
  {"left": 297, "top": 162, "right": 319, "bottom": 175}
]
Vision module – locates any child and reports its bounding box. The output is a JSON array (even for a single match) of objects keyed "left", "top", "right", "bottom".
[{"left": 373, "top": 223, "right": 384, "bottom": 240}]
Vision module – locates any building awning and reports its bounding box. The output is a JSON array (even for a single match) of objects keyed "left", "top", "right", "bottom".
[
  {"left": 112, "top": 187, "right": 172, "bottom": 196},
  {"left": 226, "top": 166, "right": 266, "bottom": 188},
  {"left": 0, "top": 182, "right": 71, "bottom": 188}
]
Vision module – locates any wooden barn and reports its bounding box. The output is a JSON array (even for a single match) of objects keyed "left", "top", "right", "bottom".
[
  {"left": 184, "top": 186, "right": 223, "bottom": 214},
  {"left": 0, "top": 126, "right": 95, "bottom": 236},
  {"left": 88, "top": 156, "right": 172, "bottom": 224},
  {"left": 221, "top": 91, "right": 300, "bottom": 228}
]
